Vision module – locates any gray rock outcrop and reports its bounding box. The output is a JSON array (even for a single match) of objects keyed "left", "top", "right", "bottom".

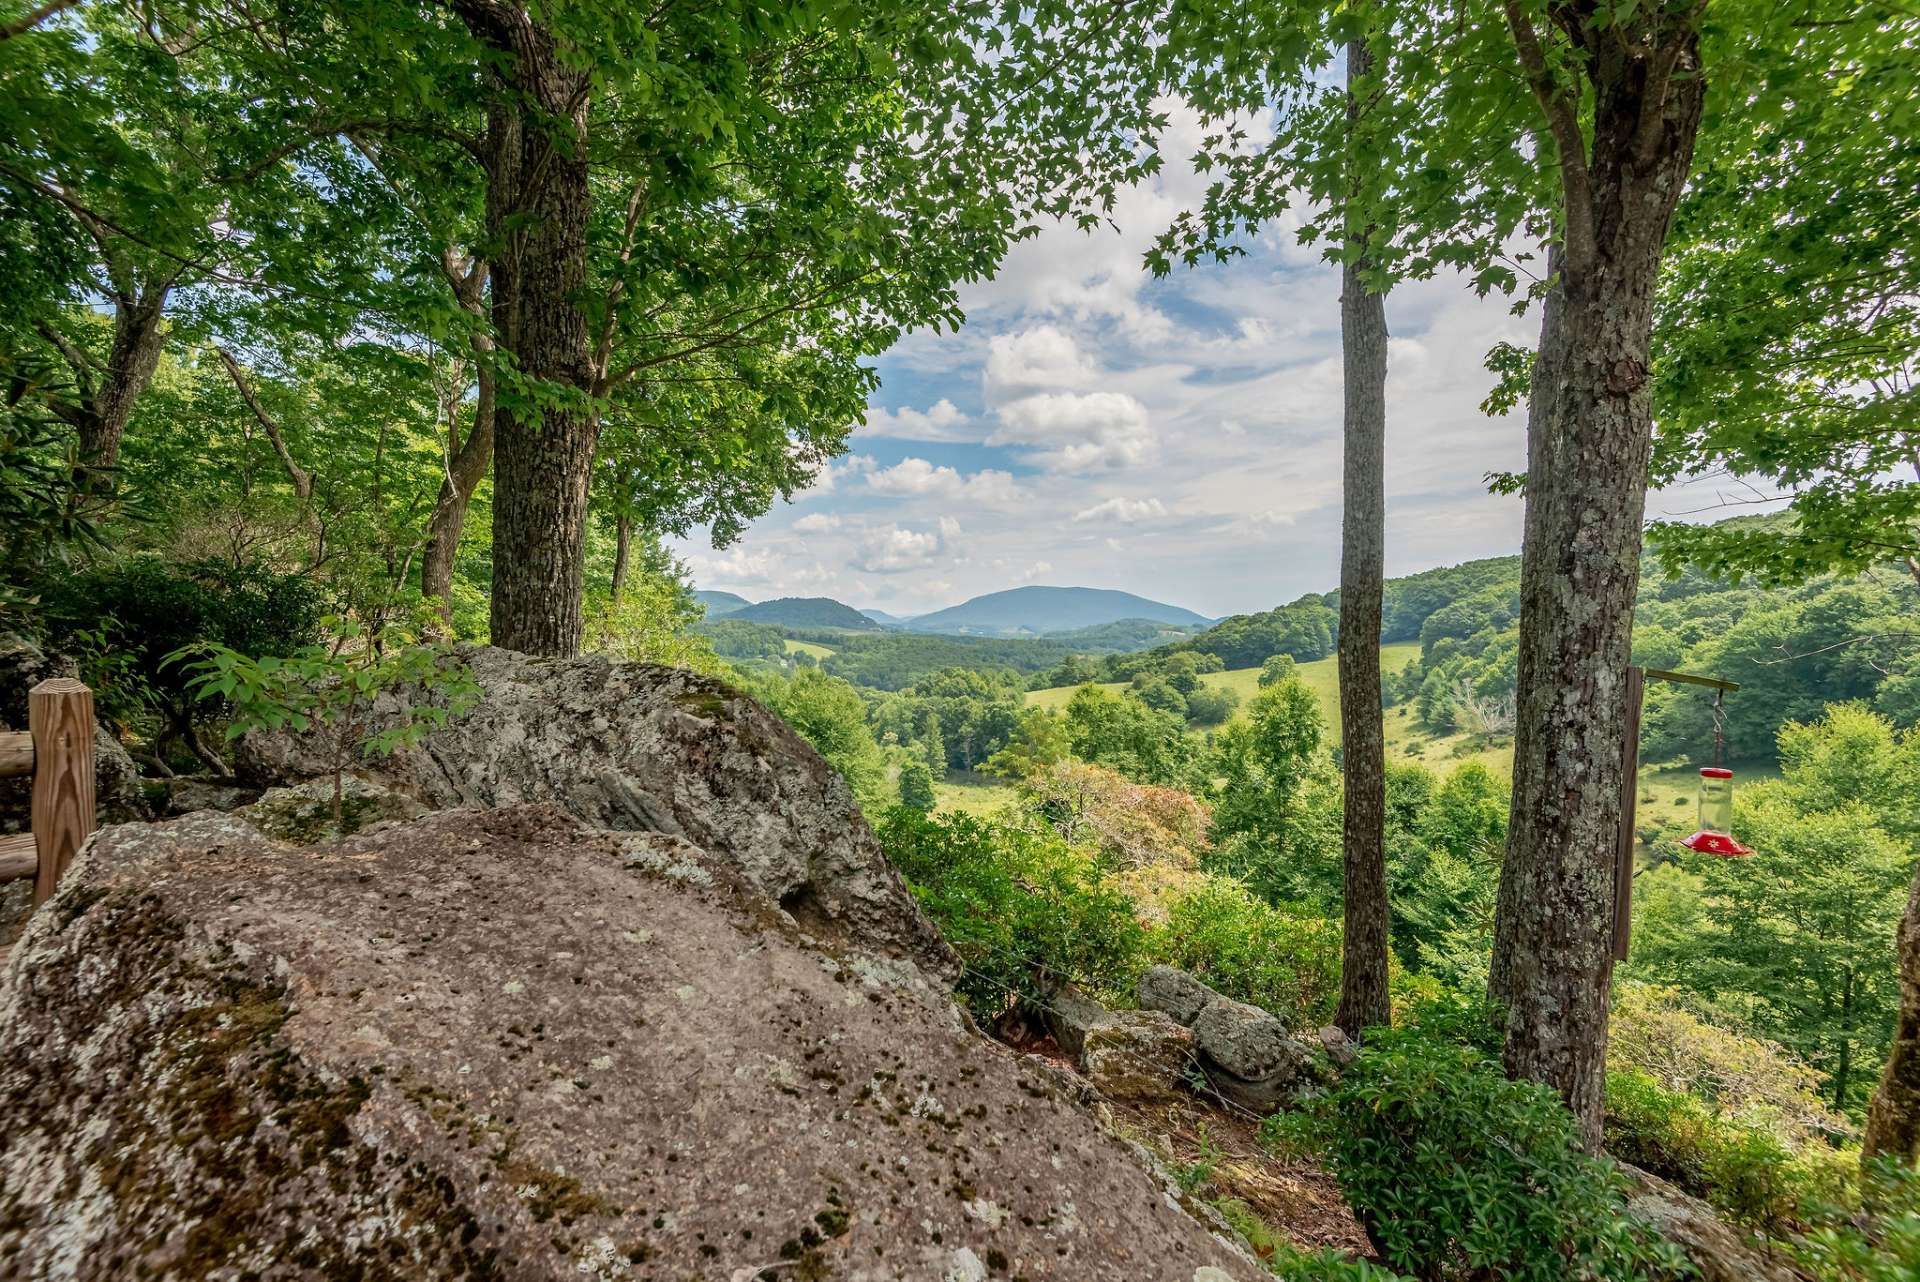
[
  {"left": 1138, "top": 966, "right": 1320, "bottom": 1112},
  {"left": 238, "top": 646, "right": 953, "bottom": 982},
  {"left": 1138, "top": 964, "right": 1217, "bottom": 1026},
  {"left": 1624, "top": 1167, "right": 1802, "bottom": 1282},
  {"left": 0, "top": 805, "right": 1263, "bottom": 1281},
  {"left": 1082, "top": 1011, "right": 1197, "bottom": 1104}
]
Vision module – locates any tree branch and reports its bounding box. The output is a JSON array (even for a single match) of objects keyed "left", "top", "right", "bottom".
[
  {"left": 215, "top": 346, "right": 314, "bottom": 499},
  {"left": 1502, "top": 1, "right": 1596, "bottom": 278}
]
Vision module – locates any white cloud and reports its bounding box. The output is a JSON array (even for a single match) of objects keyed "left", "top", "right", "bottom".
[
  {"left": 865, "top": 458, "right": 1020, "bottom": 505},
  {"left": 854, "top": 524, "right": 944, "bottom": 574},
  {"left": 1016, "top": 560, "right": 1053, "bottom": 583},
  {"left": 857, "top": 398, "right": 977, "bottom": 442},
  {"left": 991, "top": 391, "right": 1155, "bottom": 472},
  {"left": 984, "top": 326, "right": 1096, "bottom": 399},
  {"left": 792, "top": 513, "right": 841, "bottom": 533},
  {"left": 1073, "top": 496, "right": 1169, "bottom": 524}
]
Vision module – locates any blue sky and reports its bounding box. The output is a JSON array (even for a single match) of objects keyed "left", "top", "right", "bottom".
[{"left": 670, "top": 102, "right": 1732, "bottom": 620}]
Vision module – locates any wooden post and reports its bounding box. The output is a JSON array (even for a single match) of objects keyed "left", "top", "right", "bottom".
[
  {"left": 1612, "top": 664, "right": 1644, "bottom": 961},
  {"left": 30, "top": 678, "right": 94, "bottom": 906}
]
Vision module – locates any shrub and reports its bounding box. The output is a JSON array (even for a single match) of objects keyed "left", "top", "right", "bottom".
[
  {"left": 876, "top": 808, "right": 1145, "bottom": 1013},
  {"left": 1604, "top": 1068, "right": 1853, "bottom": 1231},
  {"left": 1149, "top": 877, "right": 1341, "bottom": 1027},
  {"left": 1184, "top": 685, "right": 1240, "bottom": 727},
  {"left": 1311, "top": 1029, "right": 1688, "bottom": 1282},
  {"left": 1791, "top": 1159, "right": 1920, "bottom": 1282}
]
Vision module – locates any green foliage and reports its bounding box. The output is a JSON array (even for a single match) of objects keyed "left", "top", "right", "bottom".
[
  {"left": 897, "top": 760, "right": 936, "bottom": 813},
  {"left": 43, "top": 557, "right": 322, "bottom": 752},
  {"left": 1604, "top": 1068, "right": 1839, "bottom": 1231},
  {"left": 1258, "top": 654, "right": 1299, "bottom": 688},
  {"left": 1309, "top": 1030, "right": 1688, "bottom": 1282},
  {"left": 1151, "top": 878, "right": 1342, "bottom": 1027},
  {"left": 877, "top": 808, "right": 1146, "bottom": 1013},
  {"left": 1632, "top": 706, "right": 1918, "bottom": 1114},
  {"left": 1183, "top": 684, "right": 1240, "bottom": 728},
  {"left": 754, "top": 668, "right": 895, "bottom": 815},
  {"left": 1061, "top": 684, "right": 1197, "bottom": 787},
  {"left": 1205, "top": 678, "right": 1341, "bottom": 905},
  {"left": 1791, "top": 1161, "right": 1920, "bottom": 1282}
]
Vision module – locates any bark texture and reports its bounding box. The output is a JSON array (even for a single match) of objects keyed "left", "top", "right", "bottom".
[
  {"left": 1864, "top": 863, "right": 1920, "bottom": 1165},
  {"left": 1489, "top": 17, "right": 1707, "bottom": 1146},
  {"left": 1333, "top": 36, "right": 1392, "bottom": 1037},
  {"left": 456, "top": 0, "right": 598, "bottom": 657}
]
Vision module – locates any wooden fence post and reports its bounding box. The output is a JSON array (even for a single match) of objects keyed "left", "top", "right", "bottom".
[{"left": 31, "top": 678, "right": 94, "bottom": 906}]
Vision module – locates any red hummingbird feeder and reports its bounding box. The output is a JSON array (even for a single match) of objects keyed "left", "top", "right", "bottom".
[
  {"left": 1680, "top": 767, "right": 1753, "bottom": 857},
  {"left": 1675, "top": 683, "right": 1752, "bottom": 857}
]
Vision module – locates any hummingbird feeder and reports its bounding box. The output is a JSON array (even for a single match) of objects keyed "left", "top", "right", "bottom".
[{"left": 1676, "top": 682, "right": 1752, "bottom": 858}]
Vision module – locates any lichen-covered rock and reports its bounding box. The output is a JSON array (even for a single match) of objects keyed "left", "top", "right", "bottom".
[
  {"left": 1082, "top": 1011, "right": 1196, "bottom": 1103},
  {"left": 1190, "top": 998, "right": 1318, "bottom": 1113},
  {"left": 237, "top": 776, "right": 427, "bottom": 842},
  {"left": 1042, "top": 982, "right": 1117, "bottom": 1059},
  {"left": 237, "top": 646, "right": 953, "bottom": 981},
  {"left": 1138, "top": 965, "right": 1221, "bottom": 1027},
  {"left": 162, "top": 775, "right": 262, "bottom": 817},
  {"left": 0, "top": 806, "right": 1261, "bottom": 1281}
]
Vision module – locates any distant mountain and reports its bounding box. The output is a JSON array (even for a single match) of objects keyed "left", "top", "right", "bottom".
[
  {"left": 859, "top": 609, "right": 912, "bottom": 627},
  {"left": 728, "top": 596, "right": 879, "bottom": 630},
  {"left": 1044, "top": 617, "right": 1206, "bottom": 653},
  {"left": 694, "top": 590, "right": 754, "bottom": 617},
  {"left": 906, "top": 586, "right": 1211, "bottom": 638}
]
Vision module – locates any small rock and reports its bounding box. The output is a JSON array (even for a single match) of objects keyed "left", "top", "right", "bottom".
[
  {"left": 1138, "top": 964, "right": 1220, "bottom": 1027},
  {"left": 1042, "top": 982, "right": 1117, "bottom": 1059},
  {"left": 164, "top": 776, "right": 263, "bottom": 816},
  {"left": 1317, "top": 1025, "right": 1357, "bottom": 1068},
  {"left": 1083, "top": 1010, "right": 1196, "bottom": 1103}
]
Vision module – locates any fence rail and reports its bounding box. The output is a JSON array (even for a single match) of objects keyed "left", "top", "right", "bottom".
[{"left": 0, "top": 678, "right": 97, "bottom": 910}]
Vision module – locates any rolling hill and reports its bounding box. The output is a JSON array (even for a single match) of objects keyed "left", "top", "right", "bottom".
[
  {"left": 859, "top": 609, "right": 912, "bottom": 627},
  {"left": 905, "top": 586, "right": 1211, "bottom": 637},
  {"left": 693, "top": 590, "right": 753, "bottom": 617},
  {"left": 727, "top": 596, "right": 879, "bottom": 630}
]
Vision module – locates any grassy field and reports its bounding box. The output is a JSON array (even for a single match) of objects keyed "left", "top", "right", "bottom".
[
  {"left": 932, "top": 776, "right": 1016, "bottom": 818},
  {"left": 1023, "top": 642, "right": 1424, "bottom": 738},
  {"left": 783, "top": 639, "right": 836, "bottom": 660}
]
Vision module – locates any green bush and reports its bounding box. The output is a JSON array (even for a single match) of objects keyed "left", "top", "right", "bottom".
[
  {"left": 1792, "top": 1160, "right": 1920, "bottom": 1282},
  {"left": 1311, "top": 1029, "right": 1687, "bottom": 1282},
  {"left": 877, "top": 808, "right": 1145, "bottom": 1013},
  {"left": 1604, "top": 1068, "right": 1848, "bottom": 1231},
  {"left": 897, "top": 760, "right": 937, "bottom": 812},
  {"left": 1150, "top": 877, "right": 1341, "bottom": 1026}
]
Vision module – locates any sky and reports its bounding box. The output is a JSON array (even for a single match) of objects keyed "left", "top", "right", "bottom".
[{"left": 669, "top": 103, "right": 1744, "bottom": 622}]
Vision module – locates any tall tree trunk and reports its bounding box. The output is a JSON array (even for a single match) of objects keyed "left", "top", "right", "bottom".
[
  {"left": 456, "top": 0, "right": 597, "bottom": 658},
  {"left": 1489, "top": 24, "right": 1705, "bottom": 1147},
  {"left": 1334, "top": 34, "right": 1391, "bottom": 1039},
  {"left": 1865, "top": 865, "right": 1920, "bottom": 1167}
]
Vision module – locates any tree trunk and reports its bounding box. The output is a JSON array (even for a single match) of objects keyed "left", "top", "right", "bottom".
[
  {"left": 420, "top": 358, "right": 495, "bottom": 619},
  {"left": 81, "top": 293, "right": 166, "bottom": 469},
  {"left": 1489, "top": 29, "right": 1705, "bottom": 1146},
  {"left": 611, "top": 512, "right": 633, "bottom": 600},
  {"left": 1334, "top": 38, "right": 1391, "bottom": 1040},
  {"left": 456, "top": 0, "right": 597, "bottom": 658},
  {"left": 1865, "top": 865, "right": 1920, "bottom": 1166}
]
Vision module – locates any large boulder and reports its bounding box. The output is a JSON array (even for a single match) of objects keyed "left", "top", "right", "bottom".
[
  {"left": 0, "top": 806, "right": 1263, "bottom": 1281},
  {"left": 1082, "top": 1011, "right": 1197, "bottom": 1104},
  {"left": 238, "top": 647, "right": 952, "bottom": 981},
  {"left": 1188, "top": 999, "right": 1319, "bottom": 1112}
]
